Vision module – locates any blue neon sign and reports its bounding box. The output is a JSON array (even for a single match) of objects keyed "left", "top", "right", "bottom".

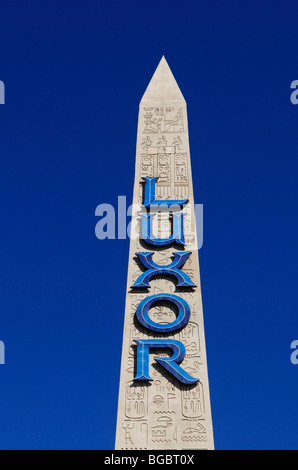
[
  {"left": 134, "top": 339, "right": 198, "bottom": 385},
  {"left": 140, "top": 211, "right": 185, "bottom": 246},
  {"left": 142, "top": 177, "right": 188, "bottom": 208},
  {"left": 131, "top": 251, "right": 196, "bottom": 288},
  {"left": 132, "top": 176, "right": 198, "bottom": 385},
  {"left": 135, "top": 293, "right": 191, "bottom": 333}
]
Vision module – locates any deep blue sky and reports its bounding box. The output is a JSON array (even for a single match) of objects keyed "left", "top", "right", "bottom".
[{"left": 0, "top": 0, "right": 298, "bottom": 449}]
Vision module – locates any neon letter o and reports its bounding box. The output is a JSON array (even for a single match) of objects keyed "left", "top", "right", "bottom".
[{"left": 135, "top": 293, "right": 191, "bottom": 333}]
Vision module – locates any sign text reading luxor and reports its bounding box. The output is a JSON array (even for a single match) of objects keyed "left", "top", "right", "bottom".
[{"left": 132, "top": 176, "right": 198, "bottom": 385}]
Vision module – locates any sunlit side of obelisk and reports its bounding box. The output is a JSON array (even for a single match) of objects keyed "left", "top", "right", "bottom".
[{"left": 115, "top": 57, "right": 214, "bottom": 450}]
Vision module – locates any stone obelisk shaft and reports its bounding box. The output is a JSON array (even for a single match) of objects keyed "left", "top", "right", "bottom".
[{"left": 115, "top": 57, "right": 214, "bottom": 450}]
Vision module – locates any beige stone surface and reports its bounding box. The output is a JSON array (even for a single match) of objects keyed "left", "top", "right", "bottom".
[{"left": 115, "top": 57, "right": 214, "bottom": 450}]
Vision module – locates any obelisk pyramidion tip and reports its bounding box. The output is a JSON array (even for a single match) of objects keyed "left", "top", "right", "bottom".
[{"left": 141, "top": 56, "right": 185, "bottom": 104}]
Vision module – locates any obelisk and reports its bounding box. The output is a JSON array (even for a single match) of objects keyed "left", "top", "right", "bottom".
[{"left": 115, "top": 57, "right": 214, "bottom": 450}]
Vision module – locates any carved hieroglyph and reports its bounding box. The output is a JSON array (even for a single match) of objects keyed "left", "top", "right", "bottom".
[{"left": 115, "top": 57, "right": 214, "bottom": 450}]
